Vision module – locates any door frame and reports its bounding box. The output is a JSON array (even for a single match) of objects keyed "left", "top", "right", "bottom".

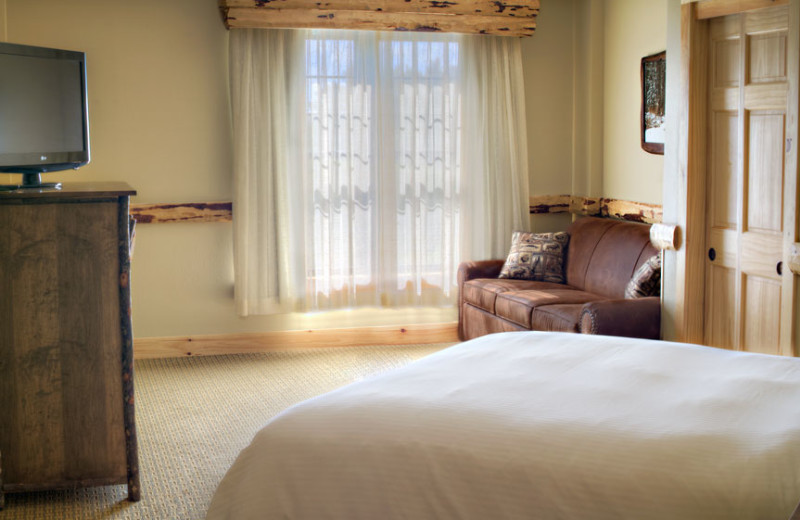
[{"left": 674, "top": 0, "right": 799, "bottom": 355}]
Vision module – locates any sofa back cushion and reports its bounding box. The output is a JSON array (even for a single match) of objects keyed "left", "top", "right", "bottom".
[{"left": 565, "top": 217, "right": 657, "bottom": 299}]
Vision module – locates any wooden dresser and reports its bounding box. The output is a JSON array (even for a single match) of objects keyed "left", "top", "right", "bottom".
[{"left": 0, "top": 182, "right": 140, "bottom": 508}]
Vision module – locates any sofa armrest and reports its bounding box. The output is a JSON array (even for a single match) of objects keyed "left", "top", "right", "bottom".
[
  {"left": 457, "top": 259, "right": 505, "bottom": 285},
  {"left": 457, "top": 259, "right": 505, "bottom": 340},
  {"left": 579, "top": 297, "right": 661, "bottom": 340}
]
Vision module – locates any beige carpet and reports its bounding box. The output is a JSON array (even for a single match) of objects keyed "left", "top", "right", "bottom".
[{"left": 1, "top": 343, "right": 452, "bottom": 520}]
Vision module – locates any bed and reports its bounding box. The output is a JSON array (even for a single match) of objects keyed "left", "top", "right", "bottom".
[{"left": 207, "top": 331, "right": 800, "bottom": 519}]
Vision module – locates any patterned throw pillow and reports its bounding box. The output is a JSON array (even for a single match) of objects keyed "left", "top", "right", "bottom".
[
  {"left": 625, "top": 254, "right": 661, "bottom": 298},
  {"left": 498, "top": 231, "right": 569, "bottom": 283}
]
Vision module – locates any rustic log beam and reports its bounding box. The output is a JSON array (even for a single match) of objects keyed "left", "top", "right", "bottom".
[
  {"left": 528, "top": 195, "right": 663, "bottom": 224},
  {"left": 129, "top": 197, "right": 662, "bottom": 225},
  {"left": 129, "top": 202, "right": 232, "bottom": 224},
  {"left": 529, "top": 194, "right": 570, "bottom": 214},
  {"left": 570, "top": 195, "right": 601, "bottom": 216},
  {"left": 600, "top": 198, "right": 663, "bottom": 224},
  {"left": 222, "top": 0, "right": 540, "bottom": 18},
  {"left": 222, "top": 7, "right": 537, "bottom": 35}
]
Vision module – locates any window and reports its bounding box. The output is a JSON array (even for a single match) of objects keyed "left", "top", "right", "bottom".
[
  {"left": 230, "top": 29, "right": 530, "bottom": 316},
  {"left": 298, "top": 31, "right": 463, "bottom": 309}
]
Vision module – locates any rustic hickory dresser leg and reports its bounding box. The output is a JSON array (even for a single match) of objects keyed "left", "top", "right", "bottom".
[
  {"left": 119, "top": 199, "right": 141, "bottom": 502},
  {"left": 0, "top": 449, "right": 5, "bottom": 510}
]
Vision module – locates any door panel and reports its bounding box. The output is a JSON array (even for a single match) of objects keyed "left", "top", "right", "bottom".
[
  {"left": 705, "top": 265, "right": 737, "bottom": 348},
  {"left": 744, "top": 84, "right": 790, "bottom": 109},
  {"left": 742, "top": 275, "right": 781, "bottom": 355},
  {"left": 713, "top": 39, "right": 740, "bottom": 87},
  {"left": 741, "top": 231, "right": 783, "bottom": 279},
  {"left": 746, "top": 112, "right": 785, "bottom": 232},
  {"left": 709, "top": 228, "right": 738, "bottom": 267},
  {"left": 749, "top": 33, "right": 786, "bottom": 84},
  {"left": 710, "top": 112, "right": 739, "bottom": 229},
  {"left": 704, "top": 5, "right": 789, "bottom": 353}
]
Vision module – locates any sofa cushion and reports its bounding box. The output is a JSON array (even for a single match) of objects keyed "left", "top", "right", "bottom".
[
  {"left": 461, "top": 303, "right": 528, "bottom": 339},
  {"left": 463, "top": 279, "right": 570, "bottom": 314},
  {"left": 531, "top": 304, "right": 587, "bottom": 332},
  {"left": 564, "top": 217, "right": 618, "bottom": 290},
  {"left": 495, "top": 289, "right": 606, "bottom": 328},
  {"left": 498, "top": 231, "right": 569, "bottom": 283},
  {"left": 625, "top": 254, "right": 661, "bottom": 298},
  {"left": 565, "top": 217, "right": 657, "bottom": 299}
]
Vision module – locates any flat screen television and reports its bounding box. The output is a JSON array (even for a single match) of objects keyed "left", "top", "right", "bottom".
[{"left": 0, "top": 42, "right": 89, "bottom": 190}]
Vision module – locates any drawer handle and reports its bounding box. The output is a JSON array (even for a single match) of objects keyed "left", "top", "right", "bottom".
[
  {"left": 708, "top": 248, "right": 716, "bottom": 261},
  {"left": 778, "top": 261, "right": 783, "bottom": 276}
]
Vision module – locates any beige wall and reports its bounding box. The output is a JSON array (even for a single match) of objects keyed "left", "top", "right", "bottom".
[
  {"left": 0, "top": 0, "right": 13, "bottom": 187},
  {"left": 6, "top": 0, "right": 231, "bottom": 200},
  {"left": 523, "top": 0, "right": 574, "bottom": 199},
  {"left": 527, "top": 0, "right": 669, "bottom": 226},
  {"left": 572, "top": 0, "right": 605, "bottom": 201},
  {"left": 602, "top": 0, "right": 667, "bottom": 204},
  {"left": 530, "top": 0, "right": 671, "bottom": 232},
  {"left": 7, "top": 0, "right": 466, "bottom": 338},
  {"left": 7, "top": 0, "right": 577, "bottom": 337},
  {"left": 3, "top": 0, "right": 661, "bottom": 338},
  {"left": 0, "top": 1, "right": 6, "bottom": 41},
  {"left": 523, "top": 0, "right": 577, "bottom": 232}
]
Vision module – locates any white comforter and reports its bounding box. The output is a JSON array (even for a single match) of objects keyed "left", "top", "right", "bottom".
[{"left": 207, "top": 332, "right": 800, "bottom": 519}]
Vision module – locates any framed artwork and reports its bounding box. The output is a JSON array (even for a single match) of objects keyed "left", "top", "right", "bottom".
[{"left": 641, "top": 51, "right": 666, "bottom": 155}]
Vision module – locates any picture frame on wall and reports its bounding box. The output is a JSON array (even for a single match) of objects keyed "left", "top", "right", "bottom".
[{"left": 641, "top": 51, "right": 666, "bottom": 155}]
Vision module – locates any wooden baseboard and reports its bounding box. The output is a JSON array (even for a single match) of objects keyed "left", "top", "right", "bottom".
[{"left": 133, "top": 322, "right": 459, "bottom": 359}]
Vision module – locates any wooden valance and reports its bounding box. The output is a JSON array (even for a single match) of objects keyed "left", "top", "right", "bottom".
[{"left": 219, "top": 0, "right": 539, "bottom": 37}]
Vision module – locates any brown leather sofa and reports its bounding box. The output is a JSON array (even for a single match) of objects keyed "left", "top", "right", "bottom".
[{"left": 458, "top": 216, "right": 660, "bottom": 341}]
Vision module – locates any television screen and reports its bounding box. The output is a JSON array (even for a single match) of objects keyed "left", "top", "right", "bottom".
[{"left": 0, "top": 42, "right": 89, "bottom": 188}]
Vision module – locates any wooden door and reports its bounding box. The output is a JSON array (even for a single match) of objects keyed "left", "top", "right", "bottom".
[{"left": 704, "top": 5, "right": 790, "bottom": 355}]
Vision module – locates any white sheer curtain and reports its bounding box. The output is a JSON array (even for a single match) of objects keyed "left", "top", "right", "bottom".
[
  {"left": 229, "top": 29, "right": 295, "bottom": 316},
  {"left": 285, "top": 30, "right": 464, "bottom": 311},
  {"left": 230, "top": 29, "right": 529, "bottom": 315},
  {"left": 461, "top": 36, "right": 531, "bottom": 260}
]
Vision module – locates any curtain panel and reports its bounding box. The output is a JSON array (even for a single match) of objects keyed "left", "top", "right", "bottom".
[
  {"left": 230, "top": 29, "right": 529, "bottom": 315},
  {"left": 460, "top": 35, "right": 531, "bottom": 260},
  {"left": 229, "top": 29, "right": 294, "bottom": 316}
]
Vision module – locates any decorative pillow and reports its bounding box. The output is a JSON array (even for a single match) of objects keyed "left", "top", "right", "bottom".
[
  {"left": 625, "top": 254, "right": 661, "bottom": 299},
  {"left": 498, "top": 231, "right": 569, "bottom": 283}
]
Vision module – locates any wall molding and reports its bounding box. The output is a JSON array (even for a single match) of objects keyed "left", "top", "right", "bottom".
[
  {"left": 529, "top": 195, "right": 663, "bottom": 223},
  {"left": 133, "top": 322, "right": 458, "bottom": 359}
]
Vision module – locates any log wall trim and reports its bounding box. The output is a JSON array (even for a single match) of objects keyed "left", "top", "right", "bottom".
[
  {"left": 129, "top": 202, "right": 232, "bottom": 224},
  {"left": 130, "top": 197, "right": 663, "bottom": 224},
  {"left": 528, "top": 195, "right": 663, "bottom": 224},
  {"left": 133, "top": 322, "right": 458, "bottom": 359},
  {"left": 219, "top": 0, "right": 539, "bottom": 37}
]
